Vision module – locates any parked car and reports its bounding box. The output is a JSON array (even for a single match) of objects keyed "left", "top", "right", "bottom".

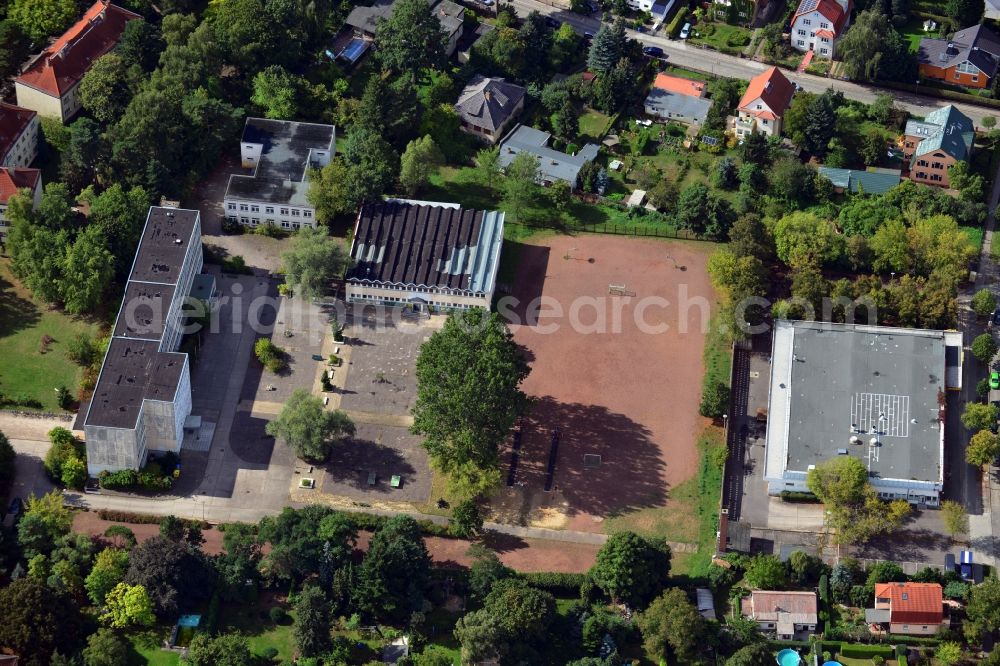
[
  {"left": 2, "top": 497, "right": 23, "bottom": 529},
  {"left": 544, "top": 16, "right": 561, "bottom": 28},
  {"left": 583, "top": 31, "right": 595, "bottom": 40},
  {"left": 642, "top": 46, "right": 664, "bottom": 58},
  {"left": 990, "top": 371, "right": 999, "bottom": 391},
  {"left": 680, "top": 22, "right": 691, "bottom": 39},
  {"left": 993, "top": 307, "right": 1000, "bottom": 326}
]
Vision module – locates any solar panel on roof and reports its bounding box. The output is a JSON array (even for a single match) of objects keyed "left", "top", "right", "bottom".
[{"left": 797, "top": 0, "right": 820, "bottom": 12}]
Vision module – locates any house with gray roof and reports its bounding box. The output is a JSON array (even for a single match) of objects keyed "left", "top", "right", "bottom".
[
  {"left": 345, "top": 0, "right": 464, "bottom": 55},
  {"left": 223, "top": 117, "right": 334, "bottom": 230},
  {"left": 900, "top": 104, "right": 974, "bottom": 188},
  {"left": 817, "top": 166, "right": 901, "bottom": 195},
  {"left": 644, "top": 88, "right": 712, "bottom": 125},
  {"left": 918, "top": 24, "right": 1000, "bottom": 90},
  {"left": 498, "top": 124, "right": 600, "bottom": 189},
  {"left": 455, "top": 76, "right": 527, "bottom": 144}
]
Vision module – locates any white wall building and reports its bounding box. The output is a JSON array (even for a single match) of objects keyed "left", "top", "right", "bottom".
[
  {"left": 789, "top": 0, "right": 852, "bottom": 59},
  {"left": 0, "top": 167, "right": 42, "bottom": 243},
  {"left": 223, "top": 118, "right": 334, "bottom": 231},
  {"left": 83, "top": 206, "right": 205, "bottom": 476},
  {"left": 762, "top": 321, "right": 962, "bottom": 507},
  {"left": 0, "top": 103, "right": 39, "bottom": 169}
]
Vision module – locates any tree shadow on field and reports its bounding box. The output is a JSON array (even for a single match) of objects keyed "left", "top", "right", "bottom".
[
  {"left": 512, "top": 396, "right": 668, "bottom": 519},
  {"left": 853, "top": 526, "right": 952, "bottom": 562},
  {"left": 498, "top": 243, "right": 549, "bottom": 327},
  {"left": 0, "top": 271, "right": 40, "bottom": 338},
  {"left": 480, "top": 531, "right": 529, "bottom": 554}
]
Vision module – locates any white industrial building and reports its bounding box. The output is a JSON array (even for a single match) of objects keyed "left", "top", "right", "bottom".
[
  {"left": 223, "top": 118, "right": 334, "bottom": 230},
  {"left": 763, "top": 321, "right": 962, "bottom": 507},
  {"left": 82, "top": 206, "right": 204, "bottom": 476},
  {"left": 345, "top": 199, "right": 505, "bottom": 312}
]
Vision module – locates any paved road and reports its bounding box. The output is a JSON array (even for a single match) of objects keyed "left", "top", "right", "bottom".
[{"left": 509, "top": 0, "right": 999, "bottom": 126}]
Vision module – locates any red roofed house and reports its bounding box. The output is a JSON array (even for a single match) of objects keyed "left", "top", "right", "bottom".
[
  {"left": 790, "top": 0, "right": 853, "bottom": 60},
  {"left": 14, "top": 0, "right": 140, "bottom": 123},
  {"left": 741, "top": 590, "right": 819, "bottom": 640},
  {"left": 735, "top": 66, "right": 795, "bottom": 139},
  {"left": 0, "top": 167, "right": 43, "bottom": 243},
  {"left": 0, "top": 103, "right": 39, "bottom": 169},
  {"left": 866, "top": 583, "right": 945, "bottom": 636}
]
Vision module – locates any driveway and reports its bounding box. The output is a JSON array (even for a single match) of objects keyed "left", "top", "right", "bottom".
[{"left": 8, "top": 438, "right": 55, "bottom": 502}]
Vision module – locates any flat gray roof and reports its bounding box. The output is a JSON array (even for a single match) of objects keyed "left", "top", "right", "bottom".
[
  {"left": 129, "top": 207, "right": 199, "bottom": 284},
  {"left": 87, "top": 338, "right": 186, "bottom": 429},
  {"left": 770, "top": 321, "right": 947, "bottom": 484},
  {"left": 113, "top": 281, "right": 175, "bottom": 340},
  {"left": 644, "top": 88, "right": 711, "bottom": 124}
]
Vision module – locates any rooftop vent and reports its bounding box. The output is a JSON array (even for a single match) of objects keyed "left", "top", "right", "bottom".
[{"left": 174, "top": 238, "right": 182, "bottom": 245}]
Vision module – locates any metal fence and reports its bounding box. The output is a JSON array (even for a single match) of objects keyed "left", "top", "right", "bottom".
[{"left": 506, "top": 221, "right": 708, "bottom": 241}]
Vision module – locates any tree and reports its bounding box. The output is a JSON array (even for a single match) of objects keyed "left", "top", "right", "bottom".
[
  {"left": 454, "top": 609, "right": 504, "bottom": 664},
  {"left": 357, "top": 515, "right": 431, "bottom": 621},
  {"left": 61, "top": 226, "right": 115, "bottom": 314},
  {"left": 8, "top": 223, "right": 71, "bottom": 304},
  {"left": 963, "top": 404, "right": 999, "bottom": 433},
  {"left": 280, "top": 228, "right": 349, "bottom": 299},
  {"left": 265, "top": 389, "right": 355, "bottom": 462},
  {"left": 700, "top": 382, "right": 730, "bottom": 418},
  {"left": 946, "top": 0, "right": 985, "bottom": 27},
  {"left": 940, "top": 500, "right": 969, "bottom": 539},
  {"left": 307, "top": 160, "right": 354, "bottom": 223},
  {"left": 412, "top": 310, "right": 529, "bottom": 497},
  {"left": 592, "top": 57, "right": 635, "bottom": 114},
  {"left": 549, "top": 179, "right": 573, "bottom": 211},
  {"left": 637, "top": 588, "right": 705, "bottom": 663},
  {"left": 79, "top": 53, "right": 132, "bottom": 126},
  {"left": 676, "top": 183, "right": 735, "bottom": 240},
  {"left": 159, "top": 515, "right": 187, "bottom": 542},
  {"left": 0, "top": 21, "right": 31, "bottom": 85},
  {"left": 803, "top": 89, "right": 840, "bottom": 156},
  {"left": 949, "top": 160, "right": 987, "bottom": 203},
  {"left": 967, "top": 429, "right": 1000, "bottom": 467},
  {"left": 61, "top": 117, "right": 103, "bottom": 193},
  {"left": 936, "top": 642, "right": 963, "bottom": 666},
  {"left": 744, "top": 554, "right": 789, "bottom": 589},
  {"left": 103, "top": 525, "right": 137, "bottom": 549},
  {"left": 807, "top": 456, "right": 867, "bottom": 506},
  {"left": 125, "top": 536, "right": 214, "bottom": 615},
  {"left": 483, "top": 577, "right": 555, "bottom": 638},
  {"left": 973, "top": 333, "right": 999, "bottom": 363},
  {"left": 591, "top": 531, "right": 671, "bottom": 607},
  {"left": 8, "top": 0, "right": 77, "bottom": 44},
  {"left": 83, "top": 628, "right": 130, "bottom": 666},
  {"left": 739, "top": 131, "right": 771, "bottom": 167},
  {"left": 467, "top": 545, "right": 513, "bottom": 601},
  {"left": 0, "top": 577, "right": 82, "bottom": 666},
  {"left": 837, "top": 9, "right": 891, "bottom": 82},
  {"left": 294, "top": 585, "right": 333, "bottom": 657},
  {"left": 450, "top": 500, "right": 484, "bottom": 538},
  {"left": 83, "top": 183, "right": 152, "bottom": 278},
  {"left": 184, "top": 633, "right": 254, "bottom": 666},
  {"left": 965, "top": 575, "right": 1000, "bottom": 641},
  {"left": 17, "top": 490, "right": 73, "bottom": 557},
  {"left": 502, "top": 151, "right": 541, "bottom": 223},
  {"left": 587, "top": 19, "right": 626, "bottom": 72},
  {"left": 0, "top": 431, "right": 15, "bottom": 484},
  {"left": 86, "top": 547, "right": 130, "bottom": 605},
  {"left": 474, "top": 146, "right": 502, "bottom": 191},
  {"left": 728, "top": 643, "right": 775, "bottom": 666},
  {"left": 250, "top": 65, "right": 301, "bottom": 119},
  {"left": 773, "top": 211, "right": 843, "bottom": 267},
  {"left": 101, "top": 582, "right": 156, "bottom": 628},
  {"left": 972, "top": 289, "right": 997, "bottom": 317},
  {"left": 866, "top": 560, "right": 906, "bottom": 586},
  {"left": 341, "top": 126, "right": 400, "bottom": 206},
  {"left": 375, "top": 0, "right": 447, "bottom": 73},
  {"left": 60, "top": 455, "right": 87, "bottom": 490},
  {"left": 399, "top": 135, "right": 444, "bottom": 196},
  {"left": 117, "top": 18, "right": 163, "bottom": 74},
  {"left": 789, "top": 550, "right": 828, "bottom": 586}
]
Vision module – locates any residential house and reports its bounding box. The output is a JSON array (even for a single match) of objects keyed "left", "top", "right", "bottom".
[
  {"left": 735, "top": 66, "right": 795, "bottom": 138},
  {"left": 714, "top": 0, "right": 766, "bottom": 24},
  {"left": 0, "top": 103, "right": 39, "bottom": 168},
  {"left": 789, "top": 0, "right": 852, "bottom": 59},
  {"left": 0, "top": 167, "right": 42, "bottom": 243},
  {"left": 900, "top": 104, "right": 974, "bottom": 188},
  {"left": 817, "top": 166, "right": 902, "bottom": 194},
  {"left": 345, "top": 199, "right": 505, "bottom": 311},
  {"left": 223, "top": 118, "right": 335, "bottom": 230},
  {"left": 644, "top": 73, "right": 712, "bottom": 125},
  {"left": 497, "top": 124, "right": 600, "bottom": 189},
  {"left": 917, "top": 24, "right": 1000, "bottom": 90},
  {"left": 345, "top": 0, "right": 464, "bottom": 56},
  {"left": 455, "top": 76, "right": 527, "bottom": 144},
  {"left": 741, "top": 591, "right": 819, "bottom": 640},
  {"left": 83, "top": 207, "right": 205, "bottom": 476},
  {"left": 866, "top": 583, "right": 945, "bottom": 635},
  {"left": 15, "top": 0, "right": 140, "bottom": 122},
  {"left": 627, "top": 0, "right": 676, "bottom": 20}
]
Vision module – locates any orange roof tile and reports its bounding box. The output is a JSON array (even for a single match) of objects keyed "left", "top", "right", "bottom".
[
  {"left": 815, "top": 28, "right": 836, "bottom": 38},
  {"left": 874, "top": 582, "right": 944, "bottom": 625},
  {"left": 16, "top": 0, "right": 140, "bottom": 97},
  {"left": 0, "top": 103, "right": 37, "bottom": 159},
  {"left": 0, "top": 167, "right": 41, "bottom": 204},
  {"left": 738, "top": 66, "right": 795, "bottom": 118},
  {"left": 652, "top": 73, "right": 707, "bottom": 98}
]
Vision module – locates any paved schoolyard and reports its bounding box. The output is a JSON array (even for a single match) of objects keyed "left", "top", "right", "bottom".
[
  {"left": 498, "top": 235, "right": 715, "bottom": 533},
  {"left": 320, "top": 423, "right": 430, "bottom": 502}
]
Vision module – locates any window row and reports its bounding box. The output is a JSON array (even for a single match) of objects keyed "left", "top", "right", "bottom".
[{"left": 227, "top": 203, "right": 313, "bottom": 218}]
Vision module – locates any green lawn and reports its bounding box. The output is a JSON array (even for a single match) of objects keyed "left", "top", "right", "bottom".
[
  {"left": 219, "top": 603, "right": 297, "bottom": 662},
  {"left": 961, "top": 225, "right": 985, "bottom": 252},
  {"left": 0, "top": 258, "right": 101, "bottom": 411},
  {"left": 128, "top": 628, "right": 181, "bottom": 666},
  {"left": 688, "top": 22, "right": 752, "bottom": 55},
  {"left": 899, "top": 15, "right": 937, "bottom": 53},
  {"left": 578, "top": 108, "right": 614, "bottom": 143}
]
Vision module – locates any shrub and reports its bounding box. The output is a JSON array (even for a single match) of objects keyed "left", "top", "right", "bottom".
[
  {"left": 320, "top": 373, "right": 333, "bottom": 392},
  {"left": 780, "top": 491, "right": 821, "bottom": 503},
  {"left": 839, "top": 644, "right": 894, "bottom": 659},
  {"left": 269, "top": 606, "right": 286, "bottom": 623},
  {"left": 971, "top": 333, "right": 998, "bottom": 363},
  {"left": 255, "top": 338, "right": 287, "bottom": 373},
  {"left": 96, "top": 509, "right": 209, "bottom": 528},
  {"left": 973, "top": 289, "right": 997, "bottom": 317},
  {"left": 222, "top": 255, "right": 250, "bottom": 274},
  {"left": 521, "top": 572, "right": 587, "bottom": 595},
  {"left": 699, "top": 381, "right": 729, "bottom": 418},
  {"left": 66, "top": 333, "right": 97, "bottom": 366},
  {"left": 99, "top": 469, "right": 140, "bottom": 489},
  {"left": 44, "top": 427, "right": 85, "bottom": 482}
]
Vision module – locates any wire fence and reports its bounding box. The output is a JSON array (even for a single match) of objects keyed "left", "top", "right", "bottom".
[{"left": 506, "top": 220, "right": 708, "bottom": 241}]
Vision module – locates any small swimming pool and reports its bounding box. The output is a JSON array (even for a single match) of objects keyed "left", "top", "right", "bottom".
[
  {"left": 822, "top": 661, "right": 844, "bottom": 666},
  {"left": 776, "top": 649, "right": 801, "bottom": 666}
]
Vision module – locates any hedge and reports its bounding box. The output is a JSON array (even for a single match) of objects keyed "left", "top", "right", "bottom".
[
  {"left": 96, "top": 509, "right": 210, "bottom": 529},
  {"left": 874, "top": 79, "right": 1000, "bottom": 110},
  {"left": 780, "top": 491, "right": 821, "bottom": 503},
  {"left": 522, "top": 572, "right": 588, "bottom": 594},
  {"left": 667, "top": 8, "right": 688, "bottom": 38},
  {"left": 838, "top": 644, "right": 895, "bottom": 659}
]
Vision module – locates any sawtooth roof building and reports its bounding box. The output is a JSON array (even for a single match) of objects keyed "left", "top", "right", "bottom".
[
  {"left": 82, "top": 206, "right": 208, "bottom": 476},
  {"left": 223, "top": 118, "right": 334, "bottom": 230},
  {"left": 763, "top": 321, "right": 962, "bottom": 506},
  {"left": 345, "top": 199, "right": 505, "bottom": 311}
]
